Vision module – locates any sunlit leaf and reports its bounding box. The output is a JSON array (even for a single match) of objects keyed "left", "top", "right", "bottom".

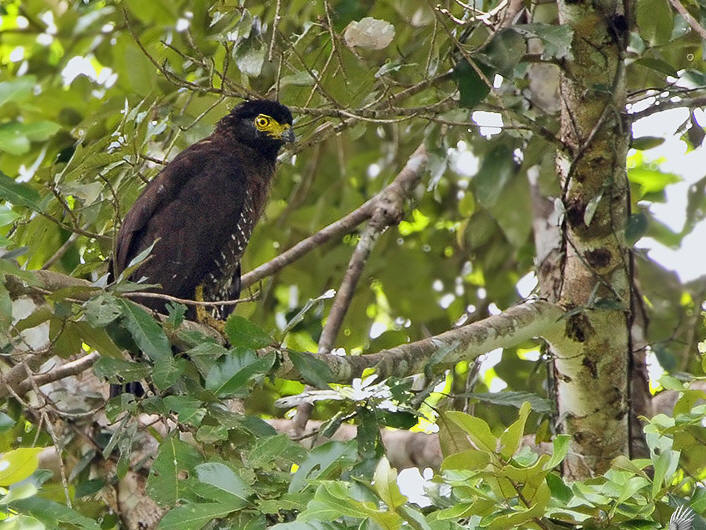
[
  {"left": 0, "top": 76, "right": 36, "bottom": 107},
  {"left": 0, "top": 448, "right": 44, "bottom": 487},
  {"left": 344, "top": 17, "right": 395, "bottom": 50},
  {"left": 636, "top": 0, "right": 673, "bottom": 46}
]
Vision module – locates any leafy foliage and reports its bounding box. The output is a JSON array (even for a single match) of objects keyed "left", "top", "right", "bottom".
[{"left": 0, "top": 0, "right": 704, "bottom": 528}]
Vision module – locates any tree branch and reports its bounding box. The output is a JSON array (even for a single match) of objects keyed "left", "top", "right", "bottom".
[
  {"left": 292, "top": 144, "right": 428, "bottom": 433},
  {"left": 242, "top": 144, "right": 428, "bottom": 290},
  {"left": 275, "top": 300, "right": 565, "bottom": 382},
  {"left": 317, "top": 144, "right": 429, "bottom": 352},
  {"left": 7, "top": 270, "right": 564, "bottom": 390},
  {"left": 628, "top": 95, "right": 706, "bottom": 122},
  {"left": 0, "top": 353, "right": 100, "bottom": 399}
]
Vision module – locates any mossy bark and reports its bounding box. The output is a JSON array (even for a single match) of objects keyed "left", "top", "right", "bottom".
[{"left": 551, "top": 0, "right": 631, "bottom": 479}]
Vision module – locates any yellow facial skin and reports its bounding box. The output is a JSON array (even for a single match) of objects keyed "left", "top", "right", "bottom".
[{"left": 253, "top": 113, "right": 294, "bottom": 142}]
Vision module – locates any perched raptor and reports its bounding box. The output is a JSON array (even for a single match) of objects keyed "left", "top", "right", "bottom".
[{"left": 113, "top": 99, "right": 294, "bottom": 322}]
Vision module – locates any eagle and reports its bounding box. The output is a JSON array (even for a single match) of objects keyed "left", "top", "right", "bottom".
[{"left": 112, "top": 100, "right": 294, "bottom": 323}]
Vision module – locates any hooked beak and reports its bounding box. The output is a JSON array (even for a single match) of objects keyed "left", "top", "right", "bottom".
[{"left": 280, "top": 126, "right": 296, "bottom": 143}]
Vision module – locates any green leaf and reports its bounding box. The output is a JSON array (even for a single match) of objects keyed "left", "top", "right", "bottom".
[
  {"left": 625, "top": 212, "right": 649, "bottom": 245},
  {"left": 280, "top": 290, "right": 336, "bottom": 336},
  {"left": 484, "top": 29, "right": 526, "bottom": 76},
  {"left": 0, "top": 411, "right": 15, "bottom": 432},
  {"left": 84, "top": 294, "right": 122, "bottom": 327},
  {"left": 117, "top": 299, "right": 171, "bottom": 361},
  {"left": 247, "top": 434, "right": 307, "bottom": 469},
  {"left": 279, "top": 71, "right": 316, "bottom": 87},
  {"left": 165, "top": 302, "right": 186, "bottom": 328},
  {"left": 205, "top": 349, "right": 275, "bottom": 397},
  {"left": 0, "top": 482, "right": 38, "bottom": 506},
  {"left": 75, "top": 479, "right": 106, "bottom": 499},
  {"left": 0, "top": 448, "right": 45, "bottom": 486},
  {"left": 636, "top": 0, "right": 673, "bottom": 46},
  {"left": 153, "top": 356, "right": 185, "bottom": 390},
  {"left": 288, "top": 350, "right": 333, "bottom": 389},
  {"left": 373, "top": 457, "right": 406, "bottom": 510},
  {"left": 633, "top": 58, "right": 678, "bottom": 77},
  {"left": 298, "top": 481, "right": 403, "bottom": 527},
  {"left": 0, "top": 125, "right": 29, "bottom": 155},
  {"left": 445, "top": 411, "right": 497, "bottom": 453},
  {"left": 116, "top": 240, "right": 158, "bottom": 282},
  {"left": 544, "top": 434, "right": 570, "bottom": 470},
  {"left": 157, "top": 503, "right": 237, "bottom": 530},
  {"left": 235, "top": 36, "right": 266, "bottom": 77},
  {"left": 466, "top": 391, "right": 552, "bottom": 413},
  {"left": 9, "top": 496, "right": 100, "bottom": 530},
  {"left": 0, "top": 205, "right": 20, "bottom": 226},
  {"left": 488, "top": 174, "right": 532, "bottom": 247},
  {"left": 441, "top": 448, "right": 492, "bottom": 471},
  {"left": 0, "top": 258, "right": 38, "bottom": 284},
  {"left": 499, "top": 402, "right": 531, "bottom": 460},
  {"left": 0, "top": 122, "right": 60, "bottom": 155},
  {"left": 453, "top": 59, "right": 493, "bottom": 109},
  {"left": 21, "top": 121, "right": 61, "bottom": 141},
  {"left": 0, "top": 76, "right": 36, "bottom": 107},
  {"left": 194, "top": 462, "right": 253, "bottom": 508},
  {"left": 94, "top": 357, "right": 150, "bottom": 383},
  {"left": 628, "top": 166, "right": 680, "bottom": 194},
  {"left": 74, "top": 321, "right": 124, "bottom": 359},
  {"left": 0, "top": 170, "right": 42, "bottom": 211},
  {"left": 514, "top": 24, "right": 574, "bottom": 60},
  {"left": 288, "top": 441, "right": 357, "bottom": 494},
  {"left": 546, "top": 472, "right": 572, "bottom": 503},
  {"left": 651, "top": 447, "right": 680, "bottom": 497},
  {"left": 224, "top": 315, "right": 272, "bottom": 349},
  {"left": 473, "top": 143, "right": 516, "bottom": 207},
  {"left": 486, "top": 480, "right": 550, "bottom": 529},
  {"left": 631, "top": 136, "right": 666, "bottom": 150},
  {"left": 147, "top": 435, "right": 203, "bottom": 506}
]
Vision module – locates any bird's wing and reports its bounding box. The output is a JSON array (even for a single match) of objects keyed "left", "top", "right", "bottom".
[
  {"left": 114, "top": 139, "right": 256, "bottom": 309},
  {"left": 669, "top": 505, "right": 695, "bottom": 530},
  {"left": 114, "top": 145, "right": 204, "bottom": 276}
]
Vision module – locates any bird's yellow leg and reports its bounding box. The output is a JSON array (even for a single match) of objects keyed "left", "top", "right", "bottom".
[{"left": 195, "top": 284, "right": 226, "bottom": 333}]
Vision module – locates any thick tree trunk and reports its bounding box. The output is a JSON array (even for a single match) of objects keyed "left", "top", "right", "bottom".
[{"left": 550, "top": 0, "right": 631, "bottom": 479}]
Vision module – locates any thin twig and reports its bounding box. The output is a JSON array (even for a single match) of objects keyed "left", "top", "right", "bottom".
[
  {"left": 38, "top": 211, "right": 110, "bottom": 241},
  {"left": 323, "top": 0, "right": 349, "bottom": 83},
  {"left": 668, "top": 0, "right": 706, "bottom": 39},
  {"left": 628, "top": 95, "right": 706, "bottom": 122},
  {"left": 123, "top": 290, "right": 259, "bottom": 307},
  {"left": 41, "top": 233, "right": 79, "bottom": 270},
  {"left": 243, "top": 144, "right": 429, "bottom": 289},
  {"left": 268, "top": 0, "right": 282, "bottom": 61},
  {"left": 282, "top": 29, "right": 341, "bottom": 107},
  {"left": 4, "top": 353, "right": 101, "bottom": 399},
  {"left": 241, "top": 194, "right": 374, "bottom": 289},
  {"left": 291, "top": 145, "right": 429, "bottom": 434},
  {"left": 318, "top": 143, "right": 429, "bottom": 352}
]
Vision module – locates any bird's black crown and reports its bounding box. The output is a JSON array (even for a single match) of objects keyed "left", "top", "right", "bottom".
[
  {"left": 217, "top": 99, "right": 294, "bottom": 160},
  {"left": 230, "top": 99, "right": 293, "bottom": 125}
]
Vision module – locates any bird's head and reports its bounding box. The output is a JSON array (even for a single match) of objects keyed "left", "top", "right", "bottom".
[{"left": 218, "top": 99, "right": 295, "bottom": 159}]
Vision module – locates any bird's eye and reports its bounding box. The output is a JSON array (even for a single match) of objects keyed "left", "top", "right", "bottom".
[{"left": 255, "top": 116, "right": 270, "bottom": 129}]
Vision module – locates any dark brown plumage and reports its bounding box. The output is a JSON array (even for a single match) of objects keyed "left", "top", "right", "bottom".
[{"left": 113, "top": 100, "right": 294, "bottom": 319}]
